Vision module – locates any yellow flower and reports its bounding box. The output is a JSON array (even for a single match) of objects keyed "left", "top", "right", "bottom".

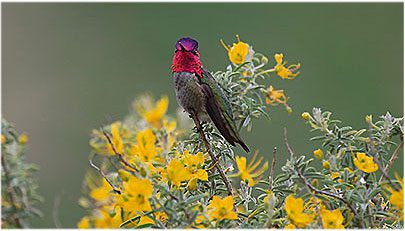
[
  {"left": 162, "top": 119, "right": 177, "bottom": 149},
  {"left": 220, "top": 35, "right": 253, "bottom": 65},
  {"left": 1, "top": 135, "right": 6, "bottom": 144},
  {"left": 90, "top": 178, "right": 113, "bottom": 202},
  {"left": 235, "top": 152, "right": 268, "bottom": 187},
  {"left": 207, "top": 195, "right": 237, "bottom": 220},
  {"left": 265, "top": 85, "right": 288, "bottom": 106},
  {"left": 313, "top": 149, "right": 324, "bottom": 160},
  {"left": 353, "top": 152, "right": 378, "bottom": 173},
  {"left": 18, "top": 133, "right": 28, "bottom": 144},
  {"left": 274, "top": 53, "right": 301, "bottom": 79},
  {"left": 77, "top": 216, "right": 91, "bottom": 229},
  {"left": 135, "top": 95, "right": 169, "bottom": 128},
  {"left": 138, "top": 215, "right": 154, "bottom": 226},
  {"left": 130, "top": 128, "right": 159, "bottom": 163},
  {"left": 284, "top": 195, "right": 314, "bottom": 228},
  {"left": 389, "top": 174, "right": 404, "bottom": 219},
  {"left": 331, "top": 172, "right": 340, "bottom": 180},
  {"left": 285, "top": 223, "right": 296, "bottom": 229},
  {"left": 118, "top": 175, "right": 153, "bottom": 212},
  {"left": 193, "top": 215, "right": 208, "bottom": 228},
  {"left": 96, "top": 121, "right": 124, "bottom": 156},
  {"left": 94, "top": 206, "right": 123, "bottom": 228},
  {"left": 320, "top": 208, "right": 345, "bottom": 229},
  {"left": 167, "top": 158, "right": 191, "bottom": 187},
  {"left": 182, "top": 151, "right": 208, "bottom": 189},
  {"left": 155, "top": 211, "right": 168, "bottom": 223},
  {"left": 302, "top": 112, "right": 310, "bottom": 121},
  {"left": 323, "top": 160, "right": 331, "bottom": 169}
]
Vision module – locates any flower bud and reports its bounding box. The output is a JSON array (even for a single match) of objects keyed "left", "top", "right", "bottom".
[
  {"left": 365, "top": 115, "right": 372, "bottom": 123},
  {"left": 18, "top": 133, "right": 28, "bottom": 144},
  {"left": 322, "top": 160, "right": 331, "bottom": 169},
  {"left": 261, "top": 56, "right": 268, "bottom": 64},
  {"left": 313, "top": 149, "right": 323, "bottom": 160},
  {"left": 286, "top": 106, "right": 293, "bottom": 114},
  {"left": 187, "top": 178, "right": 198, "bottom": 191},
  {"left": 311, "top": 179, "right": 319, "bottom": 187},
  {"left": 302, "top": 112, "right": 310, "bottom": 121}
]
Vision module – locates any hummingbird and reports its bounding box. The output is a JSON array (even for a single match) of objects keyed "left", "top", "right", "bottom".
[{"left": 171, "top": 37, "right": 250, "bottom": 153}]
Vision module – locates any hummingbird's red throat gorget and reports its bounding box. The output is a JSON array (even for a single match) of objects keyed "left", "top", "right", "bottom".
[{"left": 171, "top": 51, "right": 203, "bottom": 78}]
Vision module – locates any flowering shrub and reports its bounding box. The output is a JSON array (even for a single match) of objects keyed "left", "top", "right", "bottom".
[
  {"left": 1, "top": 119, "right": 42, "bottom": 228},
  {"left": 77, "top": 36, "right": 403, "bottom": 229}
]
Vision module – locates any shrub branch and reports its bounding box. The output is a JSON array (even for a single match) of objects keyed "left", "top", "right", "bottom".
[{"left": 189, "top": 112, "right": 234, "bottom": 197}]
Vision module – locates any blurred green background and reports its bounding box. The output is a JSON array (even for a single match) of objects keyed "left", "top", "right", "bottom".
[{"left": 2, "top": 3, "right": 403, "bottom": 228}]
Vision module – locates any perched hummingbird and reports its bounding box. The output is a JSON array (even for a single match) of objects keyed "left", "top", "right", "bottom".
[{"left": 172, "top": 37, "right": 250, "bottom": 153}]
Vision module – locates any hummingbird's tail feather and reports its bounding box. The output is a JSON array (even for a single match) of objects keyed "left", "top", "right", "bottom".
[{"left": 238, "top": 140, "right": 250, "bottom": 153}]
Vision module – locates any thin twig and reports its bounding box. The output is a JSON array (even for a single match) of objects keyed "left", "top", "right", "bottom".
[
  {"left": 102, "top": 129, "right": 138, "bottom": 173},
  {"left": 268, "top": 147, "right": 277, "bottom": 191},
  {"left": 283, "top": 128, "right": 294, "bottom": 157},
  {"left": 379, "top": 140, "right": 403, "bottom": 184},
  {"left": 89, "top": 158, "right": 121, "bottom": 194},
  {"left": 189, "top": 112, "right": 234, "bottom": 197},
  {"left": 296, "top": 169, "right": 359, "bottom": 222},
  {"left": 365, "top": 122, "right": 400, "bottom": 190},
  {"left": 283, "top": 127, "right": 363, "bottom": 228}
]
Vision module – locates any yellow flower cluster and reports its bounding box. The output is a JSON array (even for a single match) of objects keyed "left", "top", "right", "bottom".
[
  {"left": 78, "top": 96, "right": 179, "bottom": 228},
  {"left": 167, "top": 150, "right": 208, "bottom": 190}
]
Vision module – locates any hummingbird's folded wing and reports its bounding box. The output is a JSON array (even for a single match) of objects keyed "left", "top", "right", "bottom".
[{"left": 199, "top": 69, "right": 250, "bottom": 153}]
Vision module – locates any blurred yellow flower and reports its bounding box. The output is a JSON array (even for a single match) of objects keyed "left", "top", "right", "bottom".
[
  {"left": 162, "top": 119, "right": 177, "bottom": 149},
  {"left": 1, "top": 134, "right": 5, "bottom": 144},
  {"left": 138, "top": 215, "right": 154, "bottom": 226},
  {"left": 320, "top": 208, "right": 345, "bottom": 229},
  {"left": 220, "top": 35, "right": 253, "bottom": 65},
  {"left": 90, "top": 178, "right": 113, "bottom": 203},
  {"left": 331, "top": 172, "right": 340, "bottom": 180},
  {"left": 97, "top": 121, "right": 124, "bottom": 156},
  {"left": 285, "top": 223, "right": 296, "bottom": 229},
  {"left": 77, "top": 216, "right": 91, "bottom": 229},
  {"left": 353, "top": 152, "right": 378, "bottom": 173},
  {"left": 235, "top": 152, "right": 268, "bottom": 187},
  {"left": 302, "top": 112, "right": 311, "bottom": 121},
  {"left": 274, "top": 53, "right": 301, "bottom": 80},
  {"left": 389, "top": 174, "right": 404, "bottom": 219},
  {"left": 207, "top": 195, "right": 237, "bottom": 221},
  {"left": 265, "top": 85, "right": 288, "bottom": 106},
  {"left": 323, "top": 160, "right": 331, "bottom": 169},
  {"left": 18, "top": 133, "right": 28, "bottom": 144},
  {"left": 135, "top": 95, "right": 169, "bottom": 128},
  {"left": 284, "top": 194, "right": 314, "bottom": 228},
  {"left": 193, "top": 215, "right": 208, "bottom": 228},
  {"left": 94, "top": 206, "right": 123, "bottom": 228},
  {"left": 167, "top": 158, "right": 191, "bottom": 187},
  {"left": 118, "top": 175, "right": 153, "bottom": 212},
  {"left": 130, "top": 128, "right": 159, "bottom": 163},
  {"left": 183, "top": 151, "right": 208, "bottom": 187},
  {"left": 313, "top": 149, "right": 324, "bottom": 160}
]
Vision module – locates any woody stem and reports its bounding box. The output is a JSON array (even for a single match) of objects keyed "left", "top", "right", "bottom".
[{"left": 190, "top": 112, "right": 234, "bottom": 198}]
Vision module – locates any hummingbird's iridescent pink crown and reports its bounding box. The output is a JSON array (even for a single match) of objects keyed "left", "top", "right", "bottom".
[{"left": 175, "top": 37, "right": 199, "bottom": 52}]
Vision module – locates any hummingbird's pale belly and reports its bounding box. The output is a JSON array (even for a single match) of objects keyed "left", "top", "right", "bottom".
[{"left": 173, "top": 72, "right": 210, "bottom": 122}]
